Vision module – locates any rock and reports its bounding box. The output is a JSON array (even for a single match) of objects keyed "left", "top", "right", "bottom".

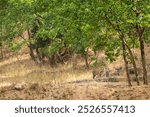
[{"left": 14, "top": 84, "right": 24, "bottom": 90}]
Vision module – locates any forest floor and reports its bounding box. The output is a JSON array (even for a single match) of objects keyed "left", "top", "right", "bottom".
[{"left": 0, "top": 44, "right": 150, "bottom": 100}]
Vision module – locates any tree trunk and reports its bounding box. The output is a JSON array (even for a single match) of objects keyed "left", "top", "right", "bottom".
[
  {"left": 27, "top": 29, "right": 37, "bottom": 63},
  {"left": 0, "top": 46, "right": 3, "bottom": 59},
  {"left": 119, "top": 31, "right": 140, "bottom": 85},
  {"left": 138, "top": 28, "right": 148, "bottom": 85},
  {"left": 104, "top": 17, "right": 138, "bottom": 86},
  {"left": 84, "top": 52, "right": 89, "bottom": 69},
  {"left": 134, "top": 10, "right": 148, "bottom": 85},
  {"left": 124, "top": 41, "right": 140, "bottom": 85},
  {"left": 36, "top": 48, "right": 42, "bottom": 62},
  {"left": 29, "top": 46, "right": 37, "bottom": 62},
  {"left": 121, "top": 35, "right": 132, "bottom": 86},
  {"left": 48, "top": 54, "right": 57, "bottom": 68}
]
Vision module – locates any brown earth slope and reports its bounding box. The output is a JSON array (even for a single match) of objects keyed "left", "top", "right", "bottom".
[{"left": 0, "top": 44, "right": 150, "bottom": 100}]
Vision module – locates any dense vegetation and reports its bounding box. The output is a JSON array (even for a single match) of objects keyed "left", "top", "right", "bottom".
[{"left": 0, "top": 0, "right": 150, "bottom": 86}]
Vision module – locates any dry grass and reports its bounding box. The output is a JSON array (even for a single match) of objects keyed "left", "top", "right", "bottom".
[
  {"left": 0, "top": 54, "right": 92, "bottom": 86},
  {"left": 0, "top": 44, "right": 150, "bottom": 100}
]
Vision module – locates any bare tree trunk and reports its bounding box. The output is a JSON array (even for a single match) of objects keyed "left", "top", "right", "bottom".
[
  {"left": 119, "top": 30, "right": 140, "bottom": 85},
  {"left": 120, "top": 34, "right": 132, "bottom": 86},
  {"left": 84, "top": 52, "right": 89, "bottom": 69},
  {"left": 122, "top": 42, "right": 132, "bottom": 86},
  {"left": 134, "top": 10, "right": 148, "bottom": 85},
  {"left": 137, "top": 27, "right": 148, "bottom": 85},
  {"left": 29, "top": 46, "right": 36, "bottom": 61},
  {"left": 0, "top": 46, "right": 3, "bottom": 59},
  {"left": 123, "top": 39, "right": 140, "bottom": 85},
  {"left": 48, "top": 54, "right": 57, "bottom": 68},
  {"left": 27, "top": 29, "right": 38, "bottom": 63},
  {"left": 0, "top": 40, "right": 4, "bottom": 59},
  {"left": 36, "top": 48, "right": 42, "bottom": 62}
]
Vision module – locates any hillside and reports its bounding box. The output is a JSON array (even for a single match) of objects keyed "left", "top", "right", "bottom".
[
  {"left": 0, "top": 45, "right": 150, "bottom": 100},
  {"left": 1, "top": 0, "right": 150, "bottom": 100}
]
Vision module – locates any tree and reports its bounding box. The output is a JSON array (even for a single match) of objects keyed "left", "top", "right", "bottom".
[
  {"left": 94, "top": 0, "right": 140, "bottom": 86},
  {"left": 123, "top": 0, "right": 150, "bottom": 85}
]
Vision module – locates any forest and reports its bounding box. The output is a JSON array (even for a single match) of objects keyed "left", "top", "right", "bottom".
[{"left": 0, "top": 0, "right": 150, "bottom": 99}]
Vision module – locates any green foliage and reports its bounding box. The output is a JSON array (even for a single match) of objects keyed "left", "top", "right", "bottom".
[
  {"left": 105, "top": 38, "right": 121, "bottom": 62},
  {"left": 1, "top": 0, "right": 149, "bottom": 65},
  {"left": 9, "top": 40, "right": 26, "bottom": 52}
]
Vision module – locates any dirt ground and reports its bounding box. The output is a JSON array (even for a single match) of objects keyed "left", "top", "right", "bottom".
[{"left": 0, "top": 81, "right": 150, "bottom": 100}]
